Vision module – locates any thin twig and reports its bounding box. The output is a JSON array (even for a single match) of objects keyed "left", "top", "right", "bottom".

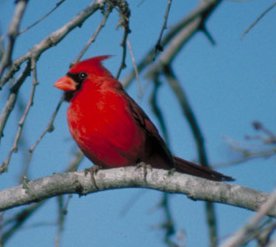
[
  {"left": 115, "top": 0, "right": 131, "bottom": 79},
  {"left": 73, "top": 4, "right": 112, "bottom": 64},
  {"left": 0, "top": 1, "right": 101, "bottom": 89},
  {"left": 215, "top": 134, "right": 276, "bottom": 168},
  {"left": 256, "top": 220, "right": 276, "bottom": 246},
  {"left": 222, "top": 188, "right": 276, "bottom": 247},
  {"left": 2, "top": 202, "right": 43, "bottom": 244},
  {"left": 0, "top": 0, "right": 28, "bottom": 77},
  {"left": 120, "top": 190, "right": 146, "bottom": 216},
  {"left": 242, "top": 2, "right": 276, "bottom": 38},
  {"left": 19, "top": 0, "right": 66, "bottom": 35},
  {"left": 200, "top": 25, "right": 216, "bottom": 45},
  {"left": 126, "top": 39, "right": 143, "bottom": 97},
  {"left": 162, "top": 65, "right": 208, "bottom": 166},
  {"left": 251, "top": 121, "right": 276, "bottom": 144},
  {"left": 29, "top": 96, "right": 64, "bottom": 154},
  {"left": 0, "top": 60, "right": 31, "bottom": 143},
  {"left": 55, "top": 196, "right": 66, "bottom": 247},
  {"left": 154, "top": 0, "right": 173, "bottom": 58},
  {"left": 0, "top": 58, "right": 39, "bottom": 173},
  {"left": 66, "top": 149, "right": 84, "bottom": 172},
  {"left": 160, "top": 193, "right": 177, "bottom": 247},
  {"left": 16, "top": 94, "right": 33, "bottom": 182},
  {"left": 149, "top": 76, "right": 170, "bottom": 145},
  {"left": 123, "top": 0, "right": 221, "bottom": 87},
  {"left": 148, "top": 18, "right": 201, "bottom": 78}
]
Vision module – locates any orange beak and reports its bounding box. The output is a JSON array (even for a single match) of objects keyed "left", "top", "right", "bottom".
[{"left": 54, "top": 76, "right": 77, "bottom": 91}]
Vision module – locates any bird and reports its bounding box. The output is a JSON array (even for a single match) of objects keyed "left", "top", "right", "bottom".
[{"left": 54, "top": 55, "right": 233, "bottom": 182}]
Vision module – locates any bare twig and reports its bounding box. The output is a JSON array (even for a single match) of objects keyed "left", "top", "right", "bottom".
[
  {"left": 0, "top": 0, "right": 28, "bottom": 77},
  {"left": 205, "top": 202, "right": 218, "bottom": 247},
  {"left": 217, "top": 123, "right": 276, "bottom": 168},
  {"left": 15, "top": 94, "right": 33, "bottom": 182},
  {"left": 19, "top": 0, "right": 66, "bottom": 35},
  {"left": 0, "top": 1, "right": 101, "bottom": 89},
  {"left": 200, "top": 25, "right": 216, "bottom": 45},
  {"left": 0, "top": 35, "right": 4, "bottom": 61},
  {"left": 55, "top": 196, "right": 66, "bottom": 247},
  {"left": 222, "top": 188, "right": 276, "bottom": 247},
  {"left": 160, "top": 193, "right": 177, "bottom": 247},
  {"left": 73, "top": 4, "right": 112, "bottom": 64},
  {"left": 120, "top": 190, "right": 146, "bottom": 216},
  {"left": 162, "top": 65, "right": 208, "bottom": 166},
  {"left": 0, "top": 58, "right": 38, "bottom": 173},
  {"left": 149, "top": 76, "right": 170, "bottom": 145},
  {"left": 126, "top": 39, "right": 143, "bottom": 97},
  {"left": 216, "top": 146, "right": 276, "bottom": 168},
  {"left": 147, "top": 18, "right": 201, "bottom": 78},
  {"left": 256, "top": 220, "right": 276, "bottom": 246},
  {"left": 2, "top": 202, "right": 43, "bottom": 244},
  {"left": 114, "top": 0, "right": 131, "bottom": 79},
  {"left": 154, "top": 0, "right": 173, "bottom": 57},
  {"left": 242, "top": 1, "right": 276, "bottom": 38},
  {"left": 123, "top": 0, "right": 221, "bottom": 87},
  {"left": 66, "top": 149, "right": 84, "bottom": 172},
  {"left": 0, "top": 60, "right": 31, "bottom": 143},
  {"left": 251, "top": 121, "right": 276, "bottom": 144},
  {"left": 29, "top": 96, "right": 64, "bottom": 154}
]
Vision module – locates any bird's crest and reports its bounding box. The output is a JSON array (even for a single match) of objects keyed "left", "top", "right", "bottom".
[{"left": 69, "top": 55, "right": 112, "bottom": 77}]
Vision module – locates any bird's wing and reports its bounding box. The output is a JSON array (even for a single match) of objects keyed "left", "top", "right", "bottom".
[{"left": 123, "top": 92, "right": 174, "bottom": 168}]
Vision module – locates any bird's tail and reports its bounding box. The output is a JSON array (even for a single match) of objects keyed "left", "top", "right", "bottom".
[{"left": 174, "top": 157, "right": 234, "bottom": 182}]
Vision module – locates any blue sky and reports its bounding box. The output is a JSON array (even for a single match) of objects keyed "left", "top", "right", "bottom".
[{"left": 1, "top": 1, "right": 276, "bottom": 246}]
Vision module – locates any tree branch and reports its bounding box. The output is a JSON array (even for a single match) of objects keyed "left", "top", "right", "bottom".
[
  {"left": 0, "top": 1, "right": 100, "bottom": 88},
  {"left": 222, "top": 188, "right": 276, "bottom": 246},
  {"left": 122, "top": 0, "right": 221, "bottom": 87},
  {"left": 0, "top": 0, "right": 28, "bottom": 77},
  {"left": 0, "top": 166, "right": 274, "bottom": 217}
]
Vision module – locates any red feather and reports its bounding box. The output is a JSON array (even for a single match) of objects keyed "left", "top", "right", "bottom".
[{"left": 55, "top": 56, "right": 233, "bottom": 181}]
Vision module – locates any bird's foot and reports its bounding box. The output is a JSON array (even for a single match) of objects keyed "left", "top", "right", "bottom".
[
  {"left": 135, "top": 162, "right": 152, "bottom": 171},
  {"left": 85, "top": 165, "right": 101, "bottom": 189},
  {"left": 85, "top": 165, "right": 101, "bottom": 176},
  {"left": 135, "top": 162, "right": 152, "bottom": 182},
  {"left": 168, "top": 168, "right": 176, "bottom": 176}
]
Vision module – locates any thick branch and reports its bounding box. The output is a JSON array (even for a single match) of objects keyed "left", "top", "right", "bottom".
[{"left": 0, "top": 167, "right": 274, "bottom": 217}]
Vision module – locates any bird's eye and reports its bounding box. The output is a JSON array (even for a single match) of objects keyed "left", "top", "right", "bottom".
[{"left": 78, "top": 72, "right": 87, "bottom": 80}]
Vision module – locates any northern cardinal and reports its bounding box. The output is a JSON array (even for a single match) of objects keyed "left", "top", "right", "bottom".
[{"left": 54, "top": 56, "right": 233, "bottom": 181}]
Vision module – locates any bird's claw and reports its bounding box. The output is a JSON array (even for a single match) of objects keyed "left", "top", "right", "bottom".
[
  {"left": 85, "top": 165, "right": 101, "bottom": 189},
  {"left": 85, "top": 165, "right": 101, "bottom": 176},
  {"left": 168, "top": 168, "right": 176, "bottom": 176},
  {"left": 135, "top": 162, "right": 152, "bottom": 182},
  {"left": 135, "top": 162, "right": 152, "bottom": 171}
]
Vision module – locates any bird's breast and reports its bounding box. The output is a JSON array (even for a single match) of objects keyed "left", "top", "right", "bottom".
[{"left": 67, "top": 89, "right": 145, "bottom": 167}]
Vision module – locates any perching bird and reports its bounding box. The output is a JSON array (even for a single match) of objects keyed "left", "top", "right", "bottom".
[{"left": 54, "top": 56, "right": 233, "bottom": 181}]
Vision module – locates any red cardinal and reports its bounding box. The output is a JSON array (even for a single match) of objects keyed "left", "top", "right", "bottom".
[{"left": 54, "top": 56, "right": 233, "bottom": 181}]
